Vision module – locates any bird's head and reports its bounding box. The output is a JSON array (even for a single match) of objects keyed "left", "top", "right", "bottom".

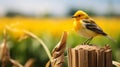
[{"left": 72, "top": 10, "right": 89, "bottom": 21}]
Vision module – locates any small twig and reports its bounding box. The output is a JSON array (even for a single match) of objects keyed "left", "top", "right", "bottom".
[
  {"left": 9, "top": 59, "right": 23, "bottom": 67},
  {"left": 24, "top": 58, "right": 35, "bottom": 67},
  {"left": 23, "top": 30, "right": 52, "bottom": 62},
  {"left": 112, "top": 61, "right": 120, "bottom": 67},
  {"left": 45, "top": 60, "right": 51, "bottom": 67}
]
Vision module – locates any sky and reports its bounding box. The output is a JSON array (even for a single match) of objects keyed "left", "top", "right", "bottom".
[{"left": 0, "top": 0, "right": 120, "bottom": 16}]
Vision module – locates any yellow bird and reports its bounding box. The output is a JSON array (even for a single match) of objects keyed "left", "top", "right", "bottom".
[{"left": 72, "top": 10, "right": 114, "bottom": 44}]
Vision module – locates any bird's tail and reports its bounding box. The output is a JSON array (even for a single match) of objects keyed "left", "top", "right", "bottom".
[{"left": 105, "top": 35, "right": 116, "bottom": 43}]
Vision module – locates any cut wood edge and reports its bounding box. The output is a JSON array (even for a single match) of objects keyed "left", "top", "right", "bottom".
[
  {"left": 112, "top": 61, "right": 120, "bottom": 67},
  {"left": 46, "top": 31, "right": 67, "bottom": 67}
]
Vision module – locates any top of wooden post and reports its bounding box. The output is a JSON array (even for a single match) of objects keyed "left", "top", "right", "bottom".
[{"left": 74, "top": 44, "right": 111, "bottom": 52}]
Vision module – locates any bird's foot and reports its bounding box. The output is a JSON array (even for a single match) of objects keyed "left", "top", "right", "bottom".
[
  {"left": 81, "top": 42, "right": 87, "bottom": 45},
  {"left": 81, "top": 42, "right": 92, "bottom": 45}
]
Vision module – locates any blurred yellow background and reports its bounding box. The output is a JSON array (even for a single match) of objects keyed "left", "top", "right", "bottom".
[{"left": 0, "top": 17, "right": 120, "bottom": 38}]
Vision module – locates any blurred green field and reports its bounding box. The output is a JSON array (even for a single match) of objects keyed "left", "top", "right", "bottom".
[{"left": 0, "top": 17, "right": 120, "bottom": 67}]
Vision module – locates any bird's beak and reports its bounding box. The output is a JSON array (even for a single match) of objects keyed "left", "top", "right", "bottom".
[{"left": 72, "top": 16, "right": 76, "bottom": 18}]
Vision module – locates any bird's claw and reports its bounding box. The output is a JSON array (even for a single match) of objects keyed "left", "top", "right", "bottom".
[{"left": 81, "top": 42, "right": 92, "bottom": 45}]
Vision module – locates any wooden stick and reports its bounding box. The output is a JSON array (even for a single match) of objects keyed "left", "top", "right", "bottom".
[{"left": 51, "top": 32, "right": 67, "bottom": 67}]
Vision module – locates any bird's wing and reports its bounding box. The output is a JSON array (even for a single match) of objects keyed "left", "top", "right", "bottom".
[{"left": 82, "top": 19, "right": 107, "bottom": 36}]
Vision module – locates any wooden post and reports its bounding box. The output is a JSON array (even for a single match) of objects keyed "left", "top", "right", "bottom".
[{"left": 68, "top": 45, "right": 112, "bottom": 67}]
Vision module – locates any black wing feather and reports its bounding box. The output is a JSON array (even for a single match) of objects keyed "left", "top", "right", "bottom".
[{"left": 82, "top": 19, "right": 107, "bottom": 36}]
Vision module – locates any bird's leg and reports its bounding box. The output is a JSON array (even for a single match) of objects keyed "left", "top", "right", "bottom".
[
  {"left": 82, "top": 39, "right": 90, "bottom": 45},
  {"left": 86, "top": 37, "right": 93, "bottom": 45},
  {"left": 82, "top": 37, "right": 93, "bottom": 45}
]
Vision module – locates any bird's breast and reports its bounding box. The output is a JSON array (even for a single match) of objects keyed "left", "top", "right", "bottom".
[
  {"left": 73, "top": 21, "right": 82, "bottom": 31},
  {"left": 78, "top": 28, "right": 98, "bottom": 38}
]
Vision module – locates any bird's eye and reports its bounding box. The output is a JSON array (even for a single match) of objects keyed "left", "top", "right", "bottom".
[{"left": 78, "top": 15, "right": 81, "bottom": 17}]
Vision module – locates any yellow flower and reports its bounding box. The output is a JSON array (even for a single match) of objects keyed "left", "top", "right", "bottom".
[{"left": 6, "top": 22, "right": 27, "bottom": 40}]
